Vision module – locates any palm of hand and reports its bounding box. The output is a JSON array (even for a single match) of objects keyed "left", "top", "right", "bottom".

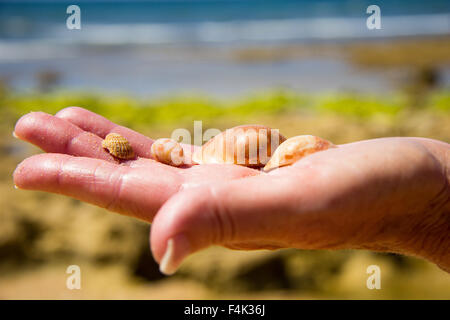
[
  {"left": 12, "top": 107, "right": 262, "bottom": 221},
  {"left": 14, "top": 107, "right": 448, "bottom": 273}
]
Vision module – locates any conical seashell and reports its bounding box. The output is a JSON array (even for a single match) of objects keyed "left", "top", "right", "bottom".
[
  {"left": 192, "top": 125, "right": 286, "bottom": 168},
  {"left": 151, "top": 138, "right": 185, "bottom": 167},
  {"left": 102, "top": 133, "right": 135, "bottom": 160},
  {"left": 263, "top": 135, "right": 335, "bottom": 172}
]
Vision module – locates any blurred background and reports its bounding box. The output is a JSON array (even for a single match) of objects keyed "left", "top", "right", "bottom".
[{"left": 0, "top": 0, "right": 449, "bottom": 299}]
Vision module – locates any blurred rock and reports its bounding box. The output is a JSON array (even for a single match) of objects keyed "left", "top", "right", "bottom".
[
  {"left": 35, "top": 70, "right": 61, "bottom": 92},
  {"left": 131, "top": 243, "right": 166, "bottom": 282}
]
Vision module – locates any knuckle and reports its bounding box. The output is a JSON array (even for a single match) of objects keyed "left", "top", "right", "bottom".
[{"left": 56, "top": 106, "right": 84, "bottom": 118}]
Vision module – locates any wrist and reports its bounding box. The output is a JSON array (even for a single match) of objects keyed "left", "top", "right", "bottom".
[
  {"left": 357, "top": 138, "right": 449, "bottom": 270},
  {"left": 409, "top": 186, "right": 449, "bottom": 271},
  {"left": 404, "top": 138, "right": 450, "bottom": 270}
]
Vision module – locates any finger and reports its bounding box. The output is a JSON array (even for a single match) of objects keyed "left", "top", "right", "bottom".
[
  {"left": 14, "top": 153, "right": 182, "bottom": 222},
  {"left": 14, "top": 112, "right": 117, "bottom": 162},
  {"left": 150, "top": 172, "right": 320, "bottom": 275},
  {"left": 56, "top": 107, "right": 155, "bottom": 158},
  {"left": 55, "top": 107, "right": 198, "bottom": 159}
]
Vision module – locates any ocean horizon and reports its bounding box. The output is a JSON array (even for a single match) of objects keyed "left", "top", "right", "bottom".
[
  {"left": 1, "top": 0, "right": 449, "bottom": 95},
  {"left": 1, "top": 0, "right": 449, "bottom": 47}
]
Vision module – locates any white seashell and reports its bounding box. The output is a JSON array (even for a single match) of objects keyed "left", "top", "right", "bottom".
[
  {"left": 151, "top": 138, "right": 185, "bottom": 167},
  {"left": 263, "top": 135, "right": 335, "bottom": 172}
]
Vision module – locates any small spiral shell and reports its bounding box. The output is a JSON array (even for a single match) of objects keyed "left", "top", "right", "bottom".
[
  {"left": 150, "top": 138, "right": 185, "bottom": 167},
  {"left": 263, "top": 135, "right": 335, "bottom": 172},
  {"left": 102, "top": 133, "right": 135, "bottom": 160}
]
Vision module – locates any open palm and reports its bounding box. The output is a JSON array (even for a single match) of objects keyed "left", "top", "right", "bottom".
[
  {"left": 13, "top": 107, "right": 260, "bottom": 221},
  {"left": 13, "top": 107, "right": 449, "bottom": 274}
]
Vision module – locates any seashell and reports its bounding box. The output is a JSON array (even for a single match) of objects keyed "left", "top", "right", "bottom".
[
  {"left": 102, "top": 133, "right": 135, "bottom": 160},
  {"left": 150, "top": 138, "right": 185, "bottom": 167},
  {"left": 192, "top": 125, "right": 286, "bottom": 168},
  {"left": 263, "top": 135, "right": 335, "bottom": 172}
]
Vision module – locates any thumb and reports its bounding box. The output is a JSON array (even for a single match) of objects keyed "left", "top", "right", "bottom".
[
  {"left": 150, "top": 172, "right": 313, "bottom": 275},
  {"left": 150, "top": 185, "right": 221, "bottom": 276}
]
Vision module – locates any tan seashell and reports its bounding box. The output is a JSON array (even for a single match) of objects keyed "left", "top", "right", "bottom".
[
  {"left": 263, "top": 135, "right": 335, "bottom": 172},
  {"left": 192, "top": 125, "right": 286, "bottom": 168},
  {"left": 150, "top": 138, "right": 185, "bottom": 167},
  {"left": 102, "top": 133, "right": 135, "bottom": 160}
]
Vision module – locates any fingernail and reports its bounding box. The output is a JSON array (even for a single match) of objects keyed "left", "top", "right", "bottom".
[
  {"left": 12, "top": 131, "right": 18, "bottom": 139},
  {"left": 159, "top": 234, "right": 190, "bottom": 276}
]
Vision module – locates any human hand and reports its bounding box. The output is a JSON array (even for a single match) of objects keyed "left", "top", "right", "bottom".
[
  {"left": 149, "top": 135, "right": 449, "bottom": 274},
  {"left": 12, "top": 107, "right": 259, "bottom": 221},
  {"left": 13, "top": 107, "right": 450, "bottom": 275}
]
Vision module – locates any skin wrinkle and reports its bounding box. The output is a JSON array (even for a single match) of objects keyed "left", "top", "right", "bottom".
[
  {"left": 90, "top": 161, "right": 105, "bottom": 205},
  {"left": 55, "top": 156, "right": 64, "bottom": 193},
  {"left": 347, "top": 179, "right": 402, "bottom": 248},
  {"left": 421, "top": 223, "right": 447, "bottom": 257},
  {"left": 365, "top": 212, "right": 413, "bottom": 253},
  {"left": 210, "top": 185, "right": 237, "bottom": 244},
  {"left": 171, "top": 171, "right": 184, "bottom": 197},
  {"left": 414, "top": 183, "right": 450, "bottom": 266},
  {"left": 356, "top": 144, "right": 450, "bottom": 265},
  {"left": 60, "top": 157, "right": 89, "bottom": 197},
  {"left": 415, "top": 138, "right": 450, "bottom": 180},
  {"left": 201, "top": 187, "right": 224, "bottom": 245},
  {"left": 371, "top": 199, "right": 434, "bottom": 253},
  {"left": 104, "top": 166, "right": 127, "bottom": 213},
  {"left": 224, "top": 238, "right": 288, "bottom": 250},
  {"left": 414, "top": 148, "right": 450, "bottom": 266},
  {"left": 370, "top": 143, "right": 441, "bottom": 248}
]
